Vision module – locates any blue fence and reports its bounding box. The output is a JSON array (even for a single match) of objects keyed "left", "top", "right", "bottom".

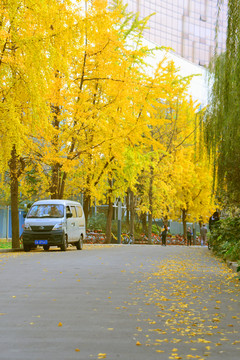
[{"left": 0, "top": 206, "right": 25, "bottom": 239}]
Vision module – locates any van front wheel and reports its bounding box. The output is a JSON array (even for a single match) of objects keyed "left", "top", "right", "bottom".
[
  {"left": 23, "top": 244, "right": 30, "bottom": 252},
  {"left": 76, "top": 236, "right": 83, "bottom": 250},
  {"left": 61, "top": 234, "right": 68, "bottom": 251}
]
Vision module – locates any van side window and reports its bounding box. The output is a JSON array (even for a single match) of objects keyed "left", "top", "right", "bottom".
[
  {"left": 66, "top": 206, "right": 71, "bottom": 216},
  {"left": 70, "top": 206, "right": 77, "bottom": 218},
  {"left": 76, "top": 206, "right": 83, "bottom": 217}
]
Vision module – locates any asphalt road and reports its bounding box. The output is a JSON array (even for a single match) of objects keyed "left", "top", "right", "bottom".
[{"left": 0, "top": 245, "right": 239, "bottom": 360}]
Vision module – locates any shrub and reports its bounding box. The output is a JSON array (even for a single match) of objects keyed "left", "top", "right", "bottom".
[
  {"left": 209, "top": 217, "right": 240, "bottom": 262},
  {"left": 88, "top": 213, "right": 107, "bottom": 232}
]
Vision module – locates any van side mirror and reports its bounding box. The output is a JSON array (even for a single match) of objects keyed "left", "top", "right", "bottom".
[{"left": 66, "top": 213, "right": 73, "bottom": 218}]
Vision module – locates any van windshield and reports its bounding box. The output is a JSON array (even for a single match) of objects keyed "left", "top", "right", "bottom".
[{"left": 27, "top": 204, "right": 64, "bottom": 218}]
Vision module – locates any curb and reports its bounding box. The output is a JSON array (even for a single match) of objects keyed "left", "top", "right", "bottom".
[{"left": 0, "top": 248, "right": 24, "bottom": 253}]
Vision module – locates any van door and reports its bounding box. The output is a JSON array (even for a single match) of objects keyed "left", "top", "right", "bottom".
[
  {"left": 66, "top": 205, "right": 76, "bottom": 241},
  {"left": 70, "top": 206, "right": 78, "bottom": 241},
  {"left": 76, "top": 205, "right": 85, "bottom": 239}
]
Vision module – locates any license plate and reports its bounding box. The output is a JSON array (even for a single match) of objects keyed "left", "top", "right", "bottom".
[{"left": 35, "top": 240, "right": 48, "bottom": 245}]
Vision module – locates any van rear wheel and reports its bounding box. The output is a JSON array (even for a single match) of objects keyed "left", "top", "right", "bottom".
[{"left": 76, "top": 236, "right": 83, "bottom": 250}]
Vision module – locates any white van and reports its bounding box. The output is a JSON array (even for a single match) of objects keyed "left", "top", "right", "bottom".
[{"left": 22, "top": 199, "right": 85, "bottom": 252}]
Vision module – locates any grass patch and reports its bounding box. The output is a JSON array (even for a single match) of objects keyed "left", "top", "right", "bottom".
[{"left": 0, "top": 239, "right": 11, "bottom": 249}]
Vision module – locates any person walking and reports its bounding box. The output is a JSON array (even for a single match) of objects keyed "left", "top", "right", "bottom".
[
  {"left": 161, "top": 225, "right": 168, "bottom": 246},
  {"left": 187, "top": 226, "right": 192, "bottom": 246},
  {"left": 200, "top": 224, "right": 208, "bottom": 246},
  {"left": 209, "top": 211, "right": 220, "bottom": 232}
]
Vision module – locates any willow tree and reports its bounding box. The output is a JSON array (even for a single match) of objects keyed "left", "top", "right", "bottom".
[{"left": 205, "top": 0, "right": 240, "bottom": 207}]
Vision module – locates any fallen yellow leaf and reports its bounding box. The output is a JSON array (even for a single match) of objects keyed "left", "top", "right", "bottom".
[
  {"left": 58, "top": 322, "right": 62, "bottom": 327},
  {"left": 98, "top": 353, "right": 106, "bottom": 359}
]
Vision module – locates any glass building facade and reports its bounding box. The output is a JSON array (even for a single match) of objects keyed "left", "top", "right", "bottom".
[{"left": 123, "top": 0, "right": 228, "bottom": 66}]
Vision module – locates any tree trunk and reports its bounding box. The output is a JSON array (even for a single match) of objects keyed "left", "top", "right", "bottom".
[
  {"left": 10, "top": 173, "right": 19, "bottom": 249},
  {"left": 129, "top": 189, "right": 135, "bottom": 240},
  {"left": 126, "top": 190, "right": 130, "bottom": 227},
  {"left": 182, "top": 208, "right": 187, "bottom": 242},
  {"left": 83, "top": 192, "right": 91, "bottom": 226},
  {"left": 50, "top": 103, "right": 65, "bottom": 200},
  {"left": 50, "top": 163, "right": 60, "bottom": 199},
  {"left": 59, "top": 172, "right": 67, "bottom": 199},
  {"left": 50, "top": 163, "right": 67, "bottom": 199},
  {"left": 105, "top": 199, "right": 113, "bottom": 244},
  {"left": 147, "top": 166, "right": 153, "bottom": 244},
  {"left": 147, "top": 212, "right": 153, "bottom": 244},
  {"left": 105, "top": 177, "right": 114, "bottom": 244},
  {"left": 140, "top": 212, "right": 147, "bottom": 234},
  {"left": 9, "top": 145, "right": 24, "bottom": 249}
]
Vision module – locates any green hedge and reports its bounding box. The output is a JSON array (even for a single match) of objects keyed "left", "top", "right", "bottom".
[{"left": 209, "top": 217, "right": 240, "bottom": 262}]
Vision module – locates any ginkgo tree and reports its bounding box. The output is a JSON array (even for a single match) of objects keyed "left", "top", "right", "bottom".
[
  {"left": 21, "top": 0, "right": 160, "bottom": 220},
  {"left": 133, "top": 57, "right": 213, "bottom": 242},
  {"left": 170, "top": 141, "right": 215, "bottom": 239},
  {"left": 0, "top": 0, "right": 52, "bottom": 247},
  {"left": 0, "top": 0, "right": 215, "bottom": 247}
]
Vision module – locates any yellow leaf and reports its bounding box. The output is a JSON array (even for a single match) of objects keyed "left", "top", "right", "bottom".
[
  {"left": 136, "top": 341, "right": 142, "bottom": 346},
  {"left": 232, "top": 340, "right": 240, "bottom": 345},
  {"left": 58, "top": 322, "right": 62, "bottom": 327},
  {"left": 98, "top": 353, "right": 106, "bottom": 359},
  {"left": 197, "top": 339, "right": 211, "bottom": 343},
  {"left": 75, "top": 349, "right": 80, "bottom": 352}
]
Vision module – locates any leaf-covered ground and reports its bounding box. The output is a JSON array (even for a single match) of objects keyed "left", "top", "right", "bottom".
[{"left": 128, "top": 248, "right": 240, "bottom": 359}]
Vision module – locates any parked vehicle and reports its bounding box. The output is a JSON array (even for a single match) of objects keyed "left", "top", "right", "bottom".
[{"left": 22, "top": 199, "right": 85, "bottom": 252}]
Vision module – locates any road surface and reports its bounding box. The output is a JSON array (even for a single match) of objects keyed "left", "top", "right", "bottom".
[{"left": 0, "top": 245, "right": 239, "bottom": 360}]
